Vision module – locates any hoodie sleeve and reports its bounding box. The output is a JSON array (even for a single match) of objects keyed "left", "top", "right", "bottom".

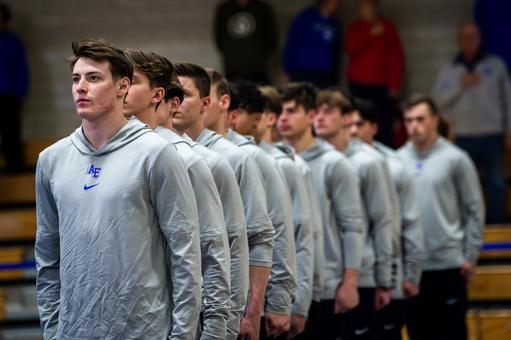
[
  {"left": 432, "top": 64, "right": 464, "bottom": 112},
  {"left": 237, "top": 155, "right": 274, "bottom": 268},
  {"left": 209, "top": 157, "right": 249, "bottom": 338},
  {"left": 498, "top": 60, "right": 511, "bottom": 134},
  {"left": 454, "top": 152, "right": 485, "bottom": 264},
  {"left": 329, "top": 158, "right": 365, "bottom": 272},
  {"left": 398, "top": 166, "right": 424, "bottom": 285},
  {"left": 187, "top": 157, "right": 231, "bottom": 340},
  {"left": 35, "top": 154, "right": 60, "bottom": 340},
  {"left": 284, "top": 163, "right": 314, "bottom": 317},
  {"left": 150, "top": 145, "right": 202, "bottom": 340},
  {"left": 385, "top": 21, "right": 405, "bottom": 92},
  {"left": 361, "top": 160, "right": 393, "bottom": 288},
  {"left": 257, "top": 156, "right": 296, "bottom": 316}
]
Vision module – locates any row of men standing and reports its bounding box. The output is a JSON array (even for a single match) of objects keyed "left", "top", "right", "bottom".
[{"left": 35, "top": 39, "right": 484, "bottom": 340}]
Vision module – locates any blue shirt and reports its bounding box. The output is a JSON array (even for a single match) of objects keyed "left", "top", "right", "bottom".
[
  {"left": 0, "top": 29, "right": 29, "bottom": 97},
  {"left": 475, "top": 0, "right": 511, "bottom": 70},
  {"left": 283, "top": 6, "right": 341, "bottom": 74}
]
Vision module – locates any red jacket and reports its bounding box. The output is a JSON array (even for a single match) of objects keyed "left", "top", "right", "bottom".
[{"left": 346, "top": 18, "right": 404, "bottom": 92}]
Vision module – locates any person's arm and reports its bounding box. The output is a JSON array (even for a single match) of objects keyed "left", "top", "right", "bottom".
[
  {"left": 455, "top": 153, "right": 485, "bottom": 266},
  {"left": 150, "top": 145, "right": 202, "bottom": 340},
  {"left": 237, "top": 156, "right": 274, "bottom": 338},
  {"left": 282, "top": 13, "right": 306, "bottom": 75},
  {"left": 187, "top": 158, "right": 231, "bottom": 339},
  {"left": 398, "top": 166, "right": 424, "bottom": 288},
  {"left": 332, "top": 22, "right": 342, "bottom": 85},
  {"left": 14, "top": 37, "right": 29, "bottom": 98},
  {"left": 345, "top": 22, "right": 374, "bottom": 57},
  {"left": 210, "top": 158, "right": 249, "bottom": 338},
  {"left": 432, "top": 65, "right": 465, "bottom": 110},
  {"left": 330, "top": 159, "right": 364, "bottom": 311},
  {"left": 260, "top": 158, "right": 296, "bottom": 319},
  {"left": 35, "top": 154, "right": 60, "bottom": 340},
  {"left": 499, "top": 61, "right": 511, "bottom": 136},
  {"left": 385, "top": 22, "right": 405, "bottom": 93}
]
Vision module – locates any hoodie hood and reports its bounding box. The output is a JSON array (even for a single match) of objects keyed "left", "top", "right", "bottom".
[
  {"left": 71, "top": 118, "right": 152, "bottom": 156},
  {"left": 300, "top": 138, "right": 333, "bottom": 161},
  {"left": 403, "top": 137, "right": 447, "bottom": 160},
  {"left": 224, "top": 129, "right": 252, "bottom": 147},
  {"left": 273, "top": 142, "right": 296, "bottom": 160},
  {"left": 196, "top": 128, "right": 225, "bottom": 148},
  {"left": 345, "top": 138, "right": 365, "bottom": 158},
  {"left": 259, "top": 141, "right": 291, "bottom": 161}
]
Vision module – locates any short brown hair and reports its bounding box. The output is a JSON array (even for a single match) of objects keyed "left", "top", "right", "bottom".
[
  {"left": 207, "top": 68, "right": 230, "bottom": 99},
  {"left": 123, "top": 49, "right": 173, "bottom": 90},
  {"left": 404, "top": 94, "right": 439, "bottom": 116},
  {"left": 175, "top": 63, "right": 210, "bottom": 98},
  {"left": 316, "top": 89, "right": 352, "bottom": 114},
  {"left": 69, "top": 39, "right": 133, "bottom": 81},
  {"left": 259, "top": 86, "right": 282, "bottom": 115},
  {"left": 279, "top": 82, "right": 317, "bottom": 112}
]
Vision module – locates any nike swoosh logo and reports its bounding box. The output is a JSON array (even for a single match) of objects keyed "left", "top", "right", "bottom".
[
  {"left": 446, "top": 298, "right": 459, "bottom": 305},
  {"left": 354, "top": 327, "right": 371, "bottom": 336},
  {"left": 83, "top": 183, "right": 100, "bottom": 190},
  {"left": 383, "top": 324, "right": 397, "bottom": 331}
]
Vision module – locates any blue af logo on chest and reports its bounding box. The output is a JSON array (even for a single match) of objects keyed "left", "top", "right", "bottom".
[{"left": 84, "top": 164, "right": 101, "bottom": 190}]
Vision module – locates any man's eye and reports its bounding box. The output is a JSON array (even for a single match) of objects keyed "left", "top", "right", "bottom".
[
  {"left": 89, "top": 75, "right": 100, "bottom": 81},
  {"left": 72, "top": 77, "right": 80, "bottom": 83}
]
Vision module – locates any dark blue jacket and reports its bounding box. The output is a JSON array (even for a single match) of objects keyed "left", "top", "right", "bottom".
[
  {"left": 283, "top": 6, "right": 341, "bottom": 74},
  {"left": 0, "top": 29, "right": 29, "bottom": 98}
]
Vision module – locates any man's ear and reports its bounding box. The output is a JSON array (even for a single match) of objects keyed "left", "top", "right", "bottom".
[
  {"left": 306, "top": 109, "right": 316, "bottom": 123},
  {"left": 220, "top": 94, "right": 231, "bottom": 111},
  {"left": 169, "top": 97, "right": 180, "bottom": 114},
  {"left": 151, "top": 87, "right": 165, "bottom": 106},
  {"left": 267, "top": 112, "right": 277, "bottom": 128},
  {"left": 228, "top": 109, "right": 239, "bottom": 128},
  {"left": 201, "top": 96, "right": 211, "bottom": 114},
  {"left": 118, "top": 77, "right": 131, "bottom": 98}
]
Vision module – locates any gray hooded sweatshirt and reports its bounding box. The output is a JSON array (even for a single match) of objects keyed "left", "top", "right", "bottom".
[
  {"left": 300, "top": 139, "right": 365, "bottom": 300},
  {"left": 373, "top": 141, "right": 424, "bottom": 299},
  {"left": 397, "top": 137, "right": 485, "bottom": 270},
  {"left": 291, "top": 149, "right": 325, "bottom": 303},
  {"left": 345, "top": 139, "right": 394, "bottom": 289},
  {"left": 155, "top": 127, "right": 230, "bottom": 340},
  {"left": 182, "top": 133, "right": 249, "bottom": 338},
  {"left": 261, "top": 141, "right": 314, "bottom": 317},
  {"left": 35, "top": 119, "right": 202, "bottom": 340},
  {"left": 226, "top": 130, "right": 297, "bottom": 316},
  {"left": 196, "top": 129, "right": 274, "bottom": 269}
]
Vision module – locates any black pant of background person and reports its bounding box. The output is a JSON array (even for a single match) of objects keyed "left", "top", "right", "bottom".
[
  {"left": 377, "top": 299, "right": 405, "bottom": 340},
  {"left": 291, "top": 300, "right": 321, "bottom": 340},
  {"left": 0, "top": 95, "right": 23, "bottom": 172},
  {"left": 405, "top": 269, "right": 468, "bottom": 340},
  {"left": 349, "top": 82, "right": 397, "bottom": 148},
  {"left": 340, "top": 287, "right": 378, "bottom": 340}
]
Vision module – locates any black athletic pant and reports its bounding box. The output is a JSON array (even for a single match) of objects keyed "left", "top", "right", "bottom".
[
  {"left": 341, "top": 287, "right": 378, "bottom": 340},
  {"left": 0, "top": 95, "right": 23, "bottom": 172},
  {"left": 292, "top": 300, "right": 321, "bottom": 340},
  {"left": 406, "top": 268, "right": 468, "bottom": 340},
  {"left": 377, "top": 299, "right": 404, "bottom": 340},
  {"left": 349, "top": 82, "right": 397, "bottom": 148}
]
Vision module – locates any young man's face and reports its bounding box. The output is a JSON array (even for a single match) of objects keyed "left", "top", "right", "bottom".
[
  {"left": 174, "top": 76, "right": 207, "bottom": 131},
  {"left": 123, "top": 69, "right": 154, "bottom": 117},
  {"left": 313, "top": 103, "right": 344, "bottom": 140},
  {"left": 230, "top": 109, "right": 260, "bottom": 136},
  {"left": 404, "top": 103, "right": 438, "bottom": 144},
  {"left": 277, "top": 100, "right": 313, "bottom": 140},
  {"left": 72, "top": 57, "right": 128, "bottom": 121},
  {"left": 350, "top": 111, "right": 377, "bottom": 144}
]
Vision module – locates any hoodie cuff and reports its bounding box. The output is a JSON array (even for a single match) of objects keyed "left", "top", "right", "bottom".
[{"left": 265, "top": 286, "right": 292, "bottom": 316}]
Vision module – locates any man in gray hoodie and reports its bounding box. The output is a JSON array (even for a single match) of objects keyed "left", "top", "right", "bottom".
[
  {"left": 122, "top": 50, "right": 231, "bottom": 340},
  {"left": 256, "top": 86, "right": 315, "bottom": 339},
  {"left": 35, "top": 39, "right": 202, "bottom": 339},
  {"left": 397, "top": 94, "right": 484, "bottom": 340},
  {"left": 349, "top": 99, "right": 424, "bottom": 340},
  {"left": 278, "top": 83, "right": 365, "bottom": 340},
  {"left": 226, "top": 81, "right": 297, "bottom": 339},
  {"left": 174, "top": 64, "right": 274, "bottom": 340},
  {"left": 314, "top": 89, "right": 394, "bottom": 340}
]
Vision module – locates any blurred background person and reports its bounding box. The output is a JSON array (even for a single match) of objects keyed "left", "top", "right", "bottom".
[
  {"left": 214, "top": 0, "right": 277, "bottom": 84},
  {"left": 0, "top": 1, "right": 29, "bottom": 172},
  {"left": 282, "top": 0, "right": 342, "bottom": 88},
  {"left": 345, "top": 0, "right": 404, "bottom": 147},
  {"left": 432, "top": 22, "right": 511, "bottom": 224}
]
